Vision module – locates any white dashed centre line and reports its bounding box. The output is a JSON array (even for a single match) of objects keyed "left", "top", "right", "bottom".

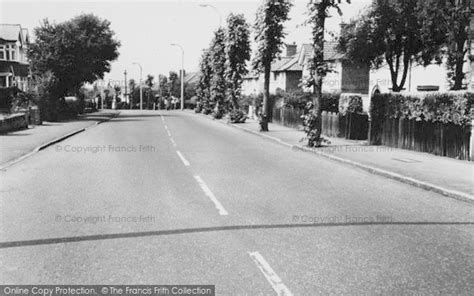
[
  {"left": 248, "top": 251, "right": 294, "bottom": 296},
  {"left": 170, "top": 138, "right": 177, "bottom": 147},
  {"left": 176, "top": 150, "right": 190, "bottom": 166},
  {"left": 194, "top": 176, "right": 229, "bottom": 216}
]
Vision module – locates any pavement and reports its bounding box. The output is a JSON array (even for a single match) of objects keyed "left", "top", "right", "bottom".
[
  {"left": 0, "top": 110, "right": 472, "bottom": 295},
  {"left": 199, "top": 113, "right": 473, "bottom": 203},
  {"left": 0, "top": 110, "right": 119, "bottom": 167}
]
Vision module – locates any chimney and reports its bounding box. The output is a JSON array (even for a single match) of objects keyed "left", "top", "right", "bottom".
[{"left": 285, "top": 43, "right": 297, "bottom": 57}]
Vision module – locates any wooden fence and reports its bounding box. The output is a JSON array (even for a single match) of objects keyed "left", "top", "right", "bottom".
[
  {"left": 377, "top": 118, "right": 471, "bottom": 160},
  {"left": 272, "top": 107, "right": 305, "bottom": 129},
  {"left": 272, "top": 107, "right": 368, "bottom": 140}
]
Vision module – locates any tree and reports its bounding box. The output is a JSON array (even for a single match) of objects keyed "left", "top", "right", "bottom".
[
  {"left": 158, "top": 75, "right": 169, "bottom": 98},
  {"left": 168, "top": 71, "right": 180, "bottom": 98},
  {"left": 29, "top": 14, "right": 120, "bottom": 98},
  {"left": 338, "top": 1, "right": 425, "bottom": 94},
  {"left": 145, "top": 74, "right": 154, "bottom": 109},
  {"left": 418, "top": 0, "right": 472, "bottom": 90},
  {"left": 196, "top": 49, "right": 213, "bottom": 112},
  {"left": 252, "top": 0, "right": 292, "bottom": 131},
  {"left": 301, "top": 0, "right": 351, "bottom": 147},
  {"left": 209, "top": 28, "right": 227, "bottom": 118},
  {"left": 225, "top": 13, "right": 251, "bottom": 110}
]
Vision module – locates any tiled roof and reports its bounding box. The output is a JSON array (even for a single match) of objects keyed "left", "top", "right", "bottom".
[
  {"left": 271, "top": 55, "right": 302, "bottom": 72},
  {"left": 298, "top": 41, "right": 345, "bottom": 65},
  {"left": 0, "top": 24, "right": 22, "bottom": 42}
]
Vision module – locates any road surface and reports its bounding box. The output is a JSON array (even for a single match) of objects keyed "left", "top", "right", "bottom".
[{"left": 1, "top": 110, "right": 473, "bottom": 295}]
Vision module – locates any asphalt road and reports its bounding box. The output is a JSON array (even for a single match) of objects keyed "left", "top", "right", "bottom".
[{"left": 1, "top": 110, "right": 473, "bottom": 295}]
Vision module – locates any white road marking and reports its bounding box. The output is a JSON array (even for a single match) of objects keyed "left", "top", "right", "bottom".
[
  {"left": 167, "top": 130, "right": 172, "bottom": 137},
  {"left": 248, "top": 251, "right": 294, "bottom": 296},
  {"left": 170, "top": 137, "right": 177, "bottom": 147},
  {"left": 160, "top": 115, "right": 165, "bottom": 122},
  {"left": 176, "top": 150, "right": 190, "bottom": 166},
  {"left": 194, "top": 176, "right": 229, "bottom": 216}
]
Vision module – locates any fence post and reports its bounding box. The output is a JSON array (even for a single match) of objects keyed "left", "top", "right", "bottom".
[{"left": 470, "top": 107, "right": 474, "bottom": 161}]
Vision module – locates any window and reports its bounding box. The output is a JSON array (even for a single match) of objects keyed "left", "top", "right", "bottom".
[
  {"left": 6, "top": 45, "right": 16, "bottom": 61},
  {"left": 0, "top": 76, "right": 6, "bottom": 87},
  {"left": 0, "top": 44, "right": 17, "bottom": 61}
]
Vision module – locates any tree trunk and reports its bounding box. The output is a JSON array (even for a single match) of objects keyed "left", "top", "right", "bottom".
[
  {"left": 310, "top": 3, "right": 327, "bottom": 145},
  {"left": 261, "top": 63, "right": 271, "bottom": 132},
  {"left": 313, "top": 75, "right": 323, "bottom": 141}
]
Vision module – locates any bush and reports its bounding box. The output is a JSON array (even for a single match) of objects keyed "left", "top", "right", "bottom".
[
  {"left": 194, "top": 103, "right": 202, "bottom": 113},
  {"left": 271, "top": 90, "right": 340, "bottom": 112},
  {"left": 321, "top": 92, "right": 341, "bottom": 113},
  {"left": 339, "top": 93, "right": 363, "bottom": 115},
  {"left": 228, "top": 109, "right": 247, "bottom": 123}
]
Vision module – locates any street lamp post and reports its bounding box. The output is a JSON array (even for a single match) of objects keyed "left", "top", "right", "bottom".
[
  {"left": 199, "top": 4, "right": 222, "bottom": 27},
  {"left": 132, "top": 62, "right": 143, "bottom": 110},
  {"left": 124, "top": 70, "right": 128, "bottom": 109},
  {"left": 170, "top": 43, "right": 184, "bottom": 111}
]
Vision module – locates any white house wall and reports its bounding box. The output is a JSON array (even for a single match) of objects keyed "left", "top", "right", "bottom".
[{"left": 369, "top": 61, "right": 471, "bottom": 94}]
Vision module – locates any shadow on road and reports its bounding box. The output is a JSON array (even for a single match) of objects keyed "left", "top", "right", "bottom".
[{"left": 1, "top": 221, "right": 472, "bottom": 249}]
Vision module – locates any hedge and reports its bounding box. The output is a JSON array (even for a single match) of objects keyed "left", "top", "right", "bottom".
[
  {"left": 370, "top": 92, "right": 473, "bottom": 126},
  {"left": 369, "top": 91, "right": 473, "bottom": 144}
]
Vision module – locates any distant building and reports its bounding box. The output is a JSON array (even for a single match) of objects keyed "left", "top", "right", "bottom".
[
  {"left": 242, "top": 43, "right": 303, "bottom": 96},
  {"left": 298, "top": 42, "right": 370, "bottom": 95},
  {"left": 0, "top": 24, "right": 30, "bottom": 90},
  {"left": 242, "top": 42, "right": 370, "bottom": 103}
]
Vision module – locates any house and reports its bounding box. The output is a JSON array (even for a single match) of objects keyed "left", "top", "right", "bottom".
[
  {"left": 369, "top": 60, "right": 471, "bottom": 95},
  {"left": 0, "top": 24, "right": 30, "bottom": 91},
  {"left": 242, "top": 42, "right": 370, "bottom": 108},
  {"left": 298, "top": 42, "right": 371, "bottom": 111},
  {"left": 242, "top": 43, "right": 303, "bottom": 96}
]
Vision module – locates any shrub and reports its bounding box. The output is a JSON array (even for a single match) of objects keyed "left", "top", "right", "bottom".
[
  {"left": 339, "top": 93, "right": 363, "bottom": 115},
  {"left": 194, "top": 103, "right": 202, "bottom": 113},
  {"left": 228, "top": 109, "right": 247, "bottom": 123},
  {"left": 321, "top": 92, "right": 341, "bottom": 113},
  {"left": 371, "top": 91, "right": 472, "bottom": 125}
]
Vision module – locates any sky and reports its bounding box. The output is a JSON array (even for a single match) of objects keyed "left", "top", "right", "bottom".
[{"left": 0, "top": 0, "right": 371, "bottom": 84}]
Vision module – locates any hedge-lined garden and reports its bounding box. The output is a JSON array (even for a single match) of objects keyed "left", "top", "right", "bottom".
[{"left": 369, "top": 92, "right": 473, "bottom": 160}]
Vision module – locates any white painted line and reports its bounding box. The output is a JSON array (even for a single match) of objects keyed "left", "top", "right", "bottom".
[
  {"left": 248, "top": 251, "right": 293, "bottom": 296},
  {"left": 167, "top": 130, "right": 172, "bottom": 137},
  {"left": 164, "top": 125, "right": 169, "bottom": 130},
  {"left": 194, "top": 175, "right": 229, "bottom": 216},
  {"left": 170, "top": 137, "right": 177, "bottom": 147},
  {"left": 160, "top": 115, "right": 165, "bottom": 122},
  {"left": 176, "top": 150, "right": 190, "bottom": 166}
]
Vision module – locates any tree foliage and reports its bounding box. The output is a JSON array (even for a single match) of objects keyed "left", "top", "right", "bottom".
[
  {"left": 417, "top": 0, "right": 472, "bottom": 90},
  {"left": 28, "top": 14, "right": 120, "bottom": 97},
  {"left": 340, "top": 0, "right": 472, "bottom": 91},
  {"left": 225, "top": 13, "right": 251, "bottom": 110},
  {"left": 252, "top": 0, "right": 292, "bottom": 131},
  {"left": 196, "top": 49, "right": 213, "bottom": 112},
  {"left": 209, "top": 28, "right": 227, "bottom": 118},
  {"left": 168, "top": 71, "right": 180, "bottom": 98}
]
